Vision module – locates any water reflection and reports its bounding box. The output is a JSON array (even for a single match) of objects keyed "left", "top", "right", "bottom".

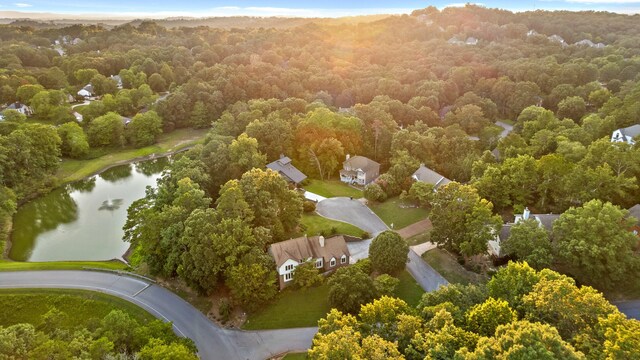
[
  {"left": 135, "top": 157, "right": 170, "bottom": 176},
  {"left": 10, "top": 159, "right": 168, "bottom": 262}
]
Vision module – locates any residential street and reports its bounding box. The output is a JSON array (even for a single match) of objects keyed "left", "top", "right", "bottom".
[
  {"left": 0, "top": 271, "right": 316, "bottom": 360},
  {"left": 316, "top": 197, "right": 389, "bottom": 235},
  {"left": 406, "top": 249, "right": 449, "bottom": 292}
]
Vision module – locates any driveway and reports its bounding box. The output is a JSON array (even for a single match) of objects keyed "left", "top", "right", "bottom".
[
  {"left": 0, "top": 271, "right": 316, "bottom": 360},
  {"left": 304, "top": 191, "right": 326, "bottom": 202},
  {"left": 316, "top": 197, "right": 388, "bottom": 236},
  {"left": 496, "top": 121, "right": 514, "bottom": 138},
  {"left": 613, "top": 300, "right": 640, "bottom": 320},
  {"left": 406, "top": 250, "right": 448, "bottom": 292}
]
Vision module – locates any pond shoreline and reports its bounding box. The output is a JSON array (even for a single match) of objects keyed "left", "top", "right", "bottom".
[{"left": 5, "top": 147, "right": 189, "bottom": 263}]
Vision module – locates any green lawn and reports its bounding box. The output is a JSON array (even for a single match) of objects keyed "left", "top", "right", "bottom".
[
  {"left": 406, "top": 231, "right": 431, "bottom": 246},
  {"left": 283, "top": 353, "right": 308, "bottom": 360},
  {"left": 57, "top": 128, "right": 208, "bottom": 184},
  {"left": 243, "top": 270, "right": 424, "bottom": 330},
  {"left": 370, "top": 197, "right": 429, "bottom": 229},
  {"left": 304, "top": 179, "right": 363, "bottom": 199},
  {"left": 300, "top": 213, "right": 365, "bottom": 238},
  {"left": 243, "top": 284, "right": 331, "bottom": 330},
  {"left": 422, "top": 249, "right": 486, "bottom": 285},
  {"left": 395, "top": 270, "right": 425, "bottom": 307},
  {"left": 0, "top": 288, "right": 154, "bottom": 328},
  {"left": 0, "top": 260, "right": 128, "bottom": 272}
]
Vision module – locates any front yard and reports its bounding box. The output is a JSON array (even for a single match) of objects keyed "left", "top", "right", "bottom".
[
  {"left": 300, "top": 213, "right": 365, "bottom": 238},
  {"left": 369, "top": 197, "right": 429, "bottom": 229},
  {"left": 421, "top": 248, "right": 487, "bottom": 285},
  {"left": 243, "top": 270, "right": 424, "bottom": 330},
  {"left": 304, "top": 179, "right": 363, "bottom": 199}
]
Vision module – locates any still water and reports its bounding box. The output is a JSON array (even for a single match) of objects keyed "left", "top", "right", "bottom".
[{"left": 9, "top": 158, "right": 169, "bottom": 261}]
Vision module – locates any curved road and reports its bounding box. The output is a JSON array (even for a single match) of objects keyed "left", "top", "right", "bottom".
[
  {"left": 0, "top": 271, "right": 316, "bottom": 360},
  {"left": 316, "top": 197, "right": 389, "bottom": 235}
]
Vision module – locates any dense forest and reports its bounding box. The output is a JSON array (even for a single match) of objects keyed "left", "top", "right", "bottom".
[{"left": 1, "top": 5, "right": 639, "bottom": 358}]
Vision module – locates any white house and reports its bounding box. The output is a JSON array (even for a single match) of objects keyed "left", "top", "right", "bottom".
[
  {"left": 77, "top": 84, "right": 94, "bottom": 98},
  {"left": 6, "top": 102, "right": 33, "bottom": 116},
  {"left": 110, "top": 75, "right": 123, "bottom": 89},
  {"left": 268, "top": 235, "right": 350, "bottom": 289},
  {"left": 339, "top": 155, "right": 380, "bottom": 186},
  {"left": 611, "top": 125, "right": 640, "bottom": 145},
  {"left": 488, "top": 207, "right": 559, "bottom": 257}
]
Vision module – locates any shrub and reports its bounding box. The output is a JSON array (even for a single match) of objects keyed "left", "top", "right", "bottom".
[
  {"left": 364, "top": 182, "right": 387, "bottom": 202},
  {"left": 303, "top": 200, "right": 317, "bottom": 213}
]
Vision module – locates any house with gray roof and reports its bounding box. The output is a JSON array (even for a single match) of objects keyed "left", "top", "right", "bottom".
[
  {"left": 267, "top": 155, "right": 307, "bottom": 185},
  {"left": 268, "top": 235, "right": 350, "bottom": 289},
  {"left": 6, "top": 102, "right": 33, "bottom": 116},
  {"left": 611, "top": 125, "right": 640, "bottom": 145},
  {"left": 488, "top": 207, "right": 559, "bottom": 257},
  {"left": 412, "top": 164, "right": 451, "bottom": 190},
  {"left": 340, "top": 155, "right": 380, "bottom": 186}
]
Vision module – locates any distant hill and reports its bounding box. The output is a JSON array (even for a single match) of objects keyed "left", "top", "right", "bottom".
[{"left": 0, "top": 12, "right": 392, "bottom": 29}]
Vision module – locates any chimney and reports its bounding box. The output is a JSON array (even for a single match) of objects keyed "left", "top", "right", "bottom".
[
  {"left": 319, "top": 236, "right": 325, "bottom": 248},
  {"left": 346, "top": 154, "right": 350, "bottom": 161},
  {"left": 523, "top": 207, "right": 530, "bottom": 220}
]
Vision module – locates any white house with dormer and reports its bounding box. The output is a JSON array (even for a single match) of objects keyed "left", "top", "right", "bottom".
[{"left": 611, "top": 125, "right": 640, "bottom": 145}]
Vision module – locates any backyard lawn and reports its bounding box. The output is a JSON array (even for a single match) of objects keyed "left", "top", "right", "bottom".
[
  {"left": 304, "top": 179, "right": 363, "bottom": 199},
  {"left": 0, "top": 259, "right": 128, "bottom": 272},
  {"left": 300, "top": 213, "right": 365, "bottom": 238},
  {"left": 283, "top": 353, "right": 308, "bottom": 360},
  {"left": 243, "top": 284, "right": 331, "bottom": 330},
  {"left": 0, "top": 288, "right": 154, "bottom": 327},
  {"left": 370, "top": 197, "right": 429, "bottom": 229},
  {"left": 56, "top": 128, "right": 208, "bottom": 184},
  {"left": 422, "top": 248, "right": 487, "bottom": 285},
  {"left": 243, "top": 270, "right": 424, "bottom": 330}
]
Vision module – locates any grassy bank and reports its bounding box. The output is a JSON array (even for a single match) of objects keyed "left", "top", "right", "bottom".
[
  {"left": 300, "top": 213, "right": 365, "bottom": 238},
  {"left": 422, "top": 249, "right": 486, "bottom": 285},
  {"left": 56, "top": 128, "right": 208, "bottom": 184},
  {"left": 370, "top": 197, "right": 429, "bottom": 229},
  {"left": 0, "top": 260, "right": 128, "bottom": 272},
  {"left": 0, "top": 288, "right": 154, "bottom": 327},
  {"left": 304, "top": 179, "right": 363, "bottom": 199},
  {"left": 243, "top": 270, "right": 423, "bottom": 330}
]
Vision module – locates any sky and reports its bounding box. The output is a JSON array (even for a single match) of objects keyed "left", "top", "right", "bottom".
[{"left": 1, "top": 1, "right": 640, "bottom": 18}]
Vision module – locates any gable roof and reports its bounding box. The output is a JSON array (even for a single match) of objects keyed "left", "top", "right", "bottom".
[
  {"left": 269, "top": 235, "right": 350, "bottom": 268},
  {"left": 617, "top": 125, "right": 640, "bottom": 139},
  {"left": 7, "top": 102, "right": 28, "bottom": 110},
  {"left": 412, "top": 164, "right": 451, "bottom": 189},
  {"left": 535, "top": 214, "right": 560, "bottom": 231},
  {"left": 267, "top": 155, "right": 307, "bottom": 184},
  {"left": 343, "top": 155, "right": 379, "bottom": 172}
]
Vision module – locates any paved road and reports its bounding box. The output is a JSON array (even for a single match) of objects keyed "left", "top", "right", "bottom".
[
  {"left": 316, "top": 197, "right": 388, "bottom": 235},
  {"left": 0, "top": 271, "right": 316, "bottom": 360},
  {"left": 613, "top": 300, "right": 640, "bottom": 320},
  {"left": 406, "top": 250, "right": 448, "bottom": 292},
  {"left": 496, "top": 121, "right": 514, "bottom": 139}
]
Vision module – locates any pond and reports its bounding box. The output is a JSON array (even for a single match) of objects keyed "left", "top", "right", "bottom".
[{"left": 9, "top": 157, "right": 169, "bottom": 262}]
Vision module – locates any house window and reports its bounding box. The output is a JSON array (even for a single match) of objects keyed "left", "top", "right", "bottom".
[
  {"left": 340, "top": 255, "right": 347, "bottom": 264},
  {"left": 284, "top": 273, "right": 293, "bottom": 282},
  {"left": 316, "top": 259, "right": 323, "bottom": 268},
  {"left": 330, "top": 258, "right": 336, "bottom": 267},
  {"left": 285, "top": 264, "right": 294, "bottom": 272}
]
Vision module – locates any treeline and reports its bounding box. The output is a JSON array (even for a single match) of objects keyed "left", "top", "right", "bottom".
[
  {"left": 0, "top": 309, "right": 196, "bottom": 359},
  {"left": 308, "top": 262, "right": 639, "bottom": 359}
]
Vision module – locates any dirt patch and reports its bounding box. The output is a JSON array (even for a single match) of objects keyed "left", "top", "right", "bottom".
[{"left": 397, "top": 218, "right": 432, "bottom": 239}]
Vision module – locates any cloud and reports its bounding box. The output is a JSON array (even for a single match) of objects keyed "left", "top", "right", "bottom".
[{"left": 14, "top": 3, "right": 32, "bottom": 7}]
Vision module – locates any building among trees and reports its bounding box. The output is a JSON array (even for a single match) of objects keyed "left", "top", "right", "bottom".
[
  {"left": 268, "top": 235, "right": 350, "bottom": 289},
  {"left": 339, "top": 155, "right": 380, "bottom": 186}
]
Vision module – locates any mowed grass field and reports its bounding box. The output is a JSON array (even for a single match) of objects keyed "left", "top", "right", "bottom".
[
  {"left": 0, "top": 288, "right": 154, "bottom": 327},
  {"left": 369, "top": 197, "right": 429, "bottom": 229},
  {"left": 300, "top": 213, "right": 365, "bottom": 238},
  {"left": 243, "top": 270, "right": 424, "bottom": 330},
  {"left": 0, "top": 260, "right": 128, "bottom": 272},
  {"left": 304, "top": 180, "right": 363, "bottom": 199}
]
